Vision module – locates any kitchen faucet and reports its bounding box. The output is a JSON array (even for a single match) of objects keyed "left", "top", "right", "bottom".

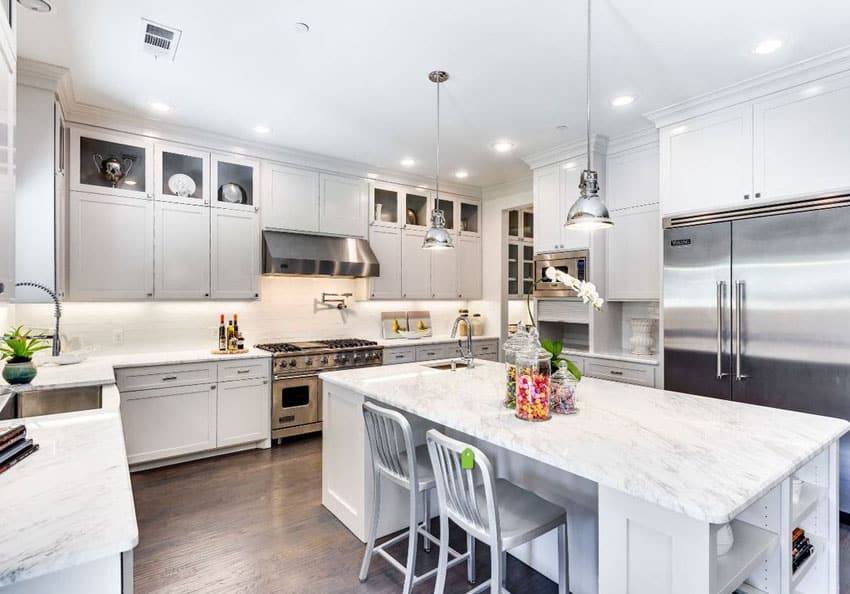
[
  {"left": 15, "top": 282, "right": 62, "bottom": 357},
  {"left": 450, "top": 313, "right": 475, "bottom": 368}
]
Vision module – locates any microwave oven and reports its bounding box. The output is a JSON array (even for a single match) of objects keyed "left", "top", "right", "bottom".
[{"left": 533, "top": 249, "right": 589, "bottom": 298}]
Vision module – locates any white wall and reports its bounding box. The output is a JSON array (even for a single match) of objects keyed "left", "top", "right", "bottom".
[
  {"left": 12, "top": 276, "right": 470, "bottom": 355},
  {"left": 468, "top": 176, "right": 533, "bottom": 353}
]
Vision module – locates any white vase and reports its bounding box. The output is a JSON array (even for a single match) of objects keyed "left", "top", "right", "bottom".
[{"left": 629, "top": 318, "right": 656, "bottom": 355}]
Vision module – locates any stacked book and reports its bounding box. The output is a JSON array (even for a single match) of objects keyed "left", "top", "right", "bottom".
[
  {"left": 0, "top": 425, "right": 39, "bottom": 475},
  {"left": 792, "top": 527, "right": 814, "bottom": 572}
]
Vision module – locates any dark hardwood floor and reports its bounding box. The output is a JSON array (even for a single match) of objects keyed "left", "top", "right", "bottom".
[{"left": 132, "top": 434, "right": 850, "bottom": 594}]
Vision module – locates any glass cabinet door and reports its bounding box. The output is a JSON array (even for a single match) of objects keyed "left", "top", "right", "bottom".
[
  {"left": 436, "top": 197, "right": 455, "bottom": 231},
  {"left": 71, "top": 127, "right": 154, "bottom": 200},
  {"left": 371, "top": 184, "right": 400, "bottom": 226},
  {"left": 155, "top": 143, "right": 209, "bottom": 205},
  {"left": 508, "top": 210, "right": 520, "bottom": 238},
  {"left": 522, "top": 210, "right": 534, "bottom": 240},
  {"left": 211, "top": 153, "right": 259, "bottom": 211},
  {"left": 522, "top": 245, "right": 535, "bottom": 295},
  {"left": 459, "top": 200, "right": 480, "bottom": 236},
  {"left": 402, "top": 190, "right": 429, "bottom": 228},
  {"left": 507, "top": 243, "right": 519, "bottom": 297}
]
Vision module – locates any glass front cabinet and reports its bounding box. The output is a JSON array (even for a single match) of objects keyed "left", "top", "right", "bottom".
[
  {"left": 211, "top": 152, "right": 260, "bottom": 211},
  {"left": 155, "top": 142, "right": 210, "bottom": 205},
  {"left": 70, "top": 127, "right": 154, "bottom": 200},
  {"left": 507, "top": 208, "right": 534, "bottom": 298}
]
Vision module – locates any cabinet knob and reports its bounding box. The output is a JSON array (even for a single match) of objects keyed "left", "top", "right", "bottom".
[
  {"left": 755, "top": 192, "right": 761, "bottom": 198},
  {"left": 146, "top": 193, "right": 153, "bottom": 199},
  {"left": 210, "top": 385, "right": 217, "bottom": 390},
  {"left": 744, "top": 194, "right": 750, "bottom": 200},
  {"left": 204, "top": 293, "right": 209, "bottom": 297},
  {"left": 254, "top": 293, "right": 259, "bottom": 298},
  {"left": 146, "top": 292, "right": 153, "bottom": 297}
]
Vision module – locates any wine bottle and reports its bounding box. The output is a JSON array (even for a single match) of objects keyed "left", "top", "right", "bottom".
[
  {"left": 227, "top": 320, "right": 234, "bottom": 352},
  {"left": 218, "top": 314, "right": 226, "bottom": 351}
]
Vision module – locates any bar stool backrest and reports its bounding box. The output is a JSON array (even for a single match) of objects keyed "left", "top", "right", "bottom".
[
  {"left": 426, "top": 429, "right": 500, "bottom": 545},
  {"left": 362, "top": 401, "right": 417, "bottom": 489}
]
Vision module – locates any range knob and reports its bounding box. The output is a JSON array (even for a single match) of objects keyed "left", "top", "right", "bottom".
[
  {"left": 289, "top": 359, "right": 297, "bottom": 367},
  {"left": 305, "top": 358, "right": 313, "bottom": 366},
  {"left": 352, "top": 353, "right": 361, "bottom": 363},
  {"left": 321, "top": 355, "right": 329, "bottom": 364}
]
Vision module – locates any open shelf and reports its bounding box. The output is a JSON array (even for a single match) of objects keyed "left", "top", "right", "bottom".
[
  {"left": 715, "top": 520, "right": 778, "bottom": 594},
  {"left": 732, "top": 583, "right": 767, "bottom": 594},
  {"left": 791, "top": 534, "right": 823, "bottom": 589},
  {"left": 791, "top": 483, "right": 824, "bottom": 527}
]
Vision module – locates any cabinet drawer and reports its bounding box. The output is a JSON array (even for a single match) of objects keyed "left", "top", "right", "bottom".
[
  {"left": 218, "top": 358, "right": 270, "bottom": 382},
  {"left": 584, "top": 360, "right": 655, "bottom": 387},
  {"left": 478, "top": 353, "right": 499, "bottom": 362},
  {"left": 473, "top": 340, "right": 499, "bottom": 357},
  {"left": 416, "top": 343, "right": 457, "bottom": 361},
  {"left": 384, "top": 347, "right": 416, "bottom": 365},
  {"left": 116, "top": 362, "right": 217, "bottom": 392}
]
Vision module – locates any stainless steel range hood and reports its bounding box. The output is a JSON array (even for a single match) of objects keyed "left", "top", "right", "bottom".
[{"left": 262, "top": 231, "right": 380, "bottom": 277}]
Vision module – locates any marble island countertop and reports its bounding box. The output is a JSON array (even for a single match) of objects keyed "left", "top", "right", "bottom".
[
  {"left": 320, "top": 360, "right": 850, "bottom": 524},
  {"left": 376, "top": 334, "right": 499, "bottom": 347}
]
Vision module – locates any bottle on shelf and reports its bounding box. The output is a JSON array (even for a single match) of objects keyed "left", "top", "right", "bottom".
[
  {"left": 218, "top": 314, "right": 227, "bottom": 351},
  {"left": 229, "top": 314, "right": 239, "bottom": 352},
  {"left": 227, "top": 319, "right": 234, "bottom": 352}
]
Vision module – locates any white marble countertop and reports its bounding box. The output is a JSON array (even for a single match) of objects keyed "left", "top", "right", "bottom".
[
  {"left": 320, "top": 360, "right": 849, "bottom": 523},
  {"left": 377, "top": 334, "right": 500, "bottom": 347},
  {"left": 561, "top": 347, "right": 659, "bottom": 366}
]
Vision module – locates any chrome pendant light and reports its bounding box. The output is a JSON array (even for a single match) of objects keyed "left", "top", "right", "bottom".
[
  {"left": 422, "top": 70, "right": 454, "bottom": 250},
  {"left": 564, "top": 0, "right": 613, "bottom": 231}
]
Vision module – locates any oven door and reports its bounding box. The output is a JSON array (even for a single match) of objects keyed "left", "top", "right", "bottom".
[{"left": 272, "top": 375, "right": 319, "bottom": 430}]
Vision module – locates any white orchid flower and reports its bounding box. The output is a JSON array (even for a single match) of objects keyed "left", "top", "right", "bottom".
[{"left": 544, "top": 266, "right": 604, "bottom": 311}]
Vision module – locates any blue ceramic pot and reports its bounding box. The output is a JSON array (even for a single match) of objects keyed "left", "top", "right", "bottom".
[{"left": 2, "top": 361, "right": 37, "bottom": 385}]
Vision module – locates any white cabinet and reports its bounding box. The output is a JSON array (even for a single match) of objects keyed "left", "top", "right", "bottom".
[
  {"left": 154, "top": 142, "right": 210, "bottom": 206},
  {"left": 606, "top": 144, "right": 659, "bottom": 211},
  {"left": 401, "top": 228, "right": 430, "bottom": 299},
  {"left": 430, "top": 245, "right": 458, "bottom": 299},
  {"left": 70, "top": 126, "right": 154, "bottom": 201},
  {"left": 533, "top": 164, "right": 561, "bottom": 253},
  {"left": 211, "top": 152, "right": 259, "bottom": 212},
  {"left": 368, "top": 226, "right": 402, "bottom": 299},
  {"left": 154, "top": 202, "right": 211, "bottom": 299},
  {"left": 606, "top": 205, "right": 661, "bottom": 301},
  {"left": 319, "top": 173, "right": 368, "bottom": 237},
  {"left": 659, "top": 106, "right": 753, "bottom": 216},
  {"left": 217, "top": 377, "right": 270, "bottom": 447},
  {"left": 211, "top": 208, "right": 259, "bottom": 299},
  {"left": 753, "top": 74, "right": 850, "bottom": 202},
  {"left": 457, "top": 235, "right": 482, "bottom": 299},
  {"left": 121, "top": 382, "right": 218, "bottom": 465},
  {"left": 261, "top": 162, "right": 319, "bottom": 231},
  {"left": 69, "top": 191, "right": 154, "bottom": 300}
]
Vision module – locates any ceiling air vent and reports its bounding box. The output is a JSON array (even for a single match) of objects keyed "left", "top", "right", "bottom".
[{"left": 140, "top": 19, "right": 182, "bottom": 61}]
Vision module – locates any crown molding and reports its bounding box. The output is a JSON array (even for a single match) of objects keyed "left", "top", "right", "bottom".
[
  {"left": 37, "top": 59, "right": 482, "bottom": 198},
  {"left": 645, "top": 45, "right": 850, "bottom": 128},
  {"left": 606, "top": 127, "right": 658, "bottom": 155},
  {"left": 482, "top": 175, "right": 533, "bottom": 200},
  {"left": 522, "top": 134, "right": 609, "bottom": 171}
]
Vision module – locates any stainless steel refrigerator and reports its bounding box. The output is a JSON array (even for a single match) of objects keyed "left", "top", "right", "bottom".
[{"left": 663, "top": 198, "right": 850, "bottom": 511}]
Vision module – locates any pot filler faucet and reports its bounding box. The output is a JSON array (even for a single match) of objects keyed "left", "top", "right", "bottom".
[
  {"left": 450, "top": 312, "right": 475, "bottom": 369},
  {"left": 15, "top": 282, "right": 61, "bottom": 357}
]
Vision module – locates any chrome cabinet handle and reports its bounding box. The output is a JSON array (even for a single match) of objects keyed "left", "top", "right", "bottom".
[
  {"left": 735, "top": 280, "right": 748, "bottom": 381},
  {"left": 716, "top": 281, "right": 728, "bottom": 379},
  {"left": 237, "top": 369, "right": 250, "bottom": 374},
  {"left": 162, "top": 376, "right": 178, "bottom": 381},
  {"left": 609, "top": 370, "right": 623, "bottom": 376}
]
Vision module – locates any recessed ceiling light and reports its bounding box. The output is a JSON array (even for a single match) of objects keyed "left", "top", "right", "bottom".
[
  {"left": 802, "top": 85, "right": 822, "bottom": 97},
  {"left": 253, "top": 124, "right": 271, "bottom": 134},
  {"left": 366, "top": 173, "right": 379, "bottom": 179},
  {"left": 562, "top": 162, "right": 577, "bottom": 170},
  {"left": 400, "top": 157, "right": 416, "bottom": 167},
  {"left": 753, "top": 38, "right": 782, "bottom": 55},
  {"left": 293, "top": 22, "right": 310, "bottom": 33},
  {"left": 454, "top": 170, "right": 469, "bottom": 179},
  {"left": 611, "top": 95, "right": 635, "bottom": 107},
  {"left": 671, "top": 125, "right": 688, "bottom": 136},
  {"left": 491, "top": 140, "right": 515, "bottom": 153},
  {"left": 17, "top": 0, "right": 52, "bottom": 12},
  {"left": 149, "top": 101, "right": 171, "bottom": 113}
]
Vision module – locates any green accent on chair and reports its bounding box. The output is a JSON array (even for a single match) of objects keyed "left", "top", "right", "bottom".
[{"left": 461, "top": 448, "right": 475, "bottom": 470}]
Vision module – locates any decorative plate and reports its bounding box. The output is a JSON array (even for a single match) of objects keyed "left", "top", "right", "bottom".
[
  {"left": 406, "top": 208, "right": 418, "bottom": 225},
  {"left": 168, "top": 173, "right": 197, "bottom": 197},
  {"left": 219, "top": 182, "right": 246, "bottom": 204}
]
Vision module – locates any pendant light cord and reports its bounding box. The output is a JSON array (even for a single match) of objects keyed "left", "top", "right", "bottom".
[
  {"left": 586, "top": 0, "right": 592, "bottom": 173},
  {"left": 435, "top": 77, "right": 441, "bottom": 211}
]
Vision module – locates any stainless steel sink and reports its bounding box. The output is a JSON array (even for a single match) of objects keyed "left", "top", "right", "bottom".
[
  {"left": 425, "top": 361, "right": 470, "bottom": 371},
  {"left": 0, "top": 385, "right": 102, "bottom": 420}
]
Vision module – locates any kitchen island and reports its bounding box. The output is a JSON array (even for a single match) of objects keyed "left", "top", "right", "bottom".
[{"left": 320, "top": 359, "right": 849, "bottom": 594}]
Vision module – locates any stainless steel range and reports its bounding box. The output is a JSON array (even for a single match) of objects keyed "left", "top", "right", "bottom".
[{"left": 255, "top": 339, "right": 384, "bottom": 441}]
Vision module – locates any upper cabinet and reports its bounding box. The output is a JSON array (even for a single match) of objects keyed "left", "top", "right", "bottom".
[
  {"left": 753, "top": 73, "right": 850, "bottom": 203},
  {"left": 402, "top": 189, "right": 430, "bottom": 230},
  {"left": 533, "top": 164, "right": 561, "bottom": 253},
  {"left": 154, "top": 201, "right": 211, "bottom": 299},
  {"left": 211, "top": 208, "right": 259, "bottom": 299},
  {"left": 458, "top": 198, "right": 480, "bottom": 238},
  {"left": 0, "top": 23, "right": 13, "bottom": 300},
  {"left": 70, "top": 127, "right": 154, "bottom": 200},
  {"left": 211, "top": 153, "right": 259, "bottom": 212},
  {"left": 155, "top": 142, "right": 210, "bottom": 206},
  {"left": 318, "top": 173, "right": 368, "bottom": 238},
  {"left": 606, "top": 205, "right": 660, "bottom": 301},
  {"left": 262, "top": 162, "right": 319, "bottom": 232},
  {"left": 370, "top": 183, "right": 402, "bottom": 227},
  {"left": 606, "top": 143, "right": 659, "bottom": 211}
]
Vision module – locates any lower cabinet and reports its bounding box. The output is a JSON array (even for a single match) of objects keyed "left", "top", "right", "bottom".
[
  {"left": 582, "top": 358, "right": 656, "bottom": 388},
  {"left": 384, "top": 339, "right": 499, "bottom": 365},
  {"left": 119, "top": 360, "right": 270, "bottom": 466}
]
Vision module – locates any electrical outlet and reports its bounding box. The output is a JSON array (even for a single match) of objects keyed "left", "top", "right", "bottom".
[{"left": 113, "top": 329, "right": 124, "bottom": 345}]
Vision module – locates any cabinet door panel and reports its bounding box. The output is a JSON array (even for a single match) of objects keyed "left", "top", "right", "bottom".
[
  {"left": 430, "top": 244, "right": 458, "bottom": 298},
  {"left": 660, "top": 106, "right": 753, "bottom": 216},
  {"left": 754, "top": 75, "right": 850, "bottom": 202},
  {"left": 121, "top": 384, "right": 217, "bottom": 465},
  {"left": 211, "top": 209, "right": 259, "bottom": 299},
  {"left": 606, "top": 206, "right": 661, "bottom": 301},
  {"left": 69, "top": 191, "right": 154, "bottom": 299},
  {"left": 217, "top": 377, "right": 269, "bottom": 447},
  {"left": 457, "top": 236, "right": 481, "bottom": 299},
  {"left": 211, "top": 153, "right": 259, "bottom": 212},
  {"left": 70, "top": 127, "right": 154, "bottom": 200},
  {"left": 368, "top": 227, "right": 401, "bottom": 299},
  {"left": 559, "top": 164, "right": 590, "bottom": 250},
  {"left": 607, "top": 143, "right": 659, "bottom": 211},
  {"left": 319, "top": 173, "right": 367, "bottom": 237},
  {"left": 261, "top": 163, "right": 318, "bottom": 232},
  {"left": 401, "top": 229, "right": 430, "bottom": 299},
  {"left": 533, "top": 164, "right": 561, "bottom": 253},
  {"left": 154, "top": 202, "right": 210, "bottom": 299}
]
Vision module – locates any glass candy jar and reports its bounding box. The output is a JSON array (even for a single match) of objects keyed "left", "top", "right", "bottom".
[
  {"left": 503, "top": 322, "right": 528, "bottom": 409},
  {"left": 515, "top": 330, "right": 552, "bottom": 422},
  {"left": 550, "top": 360, "right": 578, "bottom": 415}
]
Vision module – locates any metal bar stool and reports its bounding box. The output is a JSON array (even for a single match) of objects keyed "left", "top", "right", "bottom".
[
  {"left": 360, "top": 402, "right": 471, "bottom": 593},
  {"left": 426, "top": 429, "right": 570, "bottom": 594}
]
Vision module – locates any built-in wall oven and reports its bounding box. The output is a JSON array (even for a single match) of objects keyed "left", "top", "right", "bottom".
[{"left": 533, "top": 249, "right": 589, "bottom": 298}]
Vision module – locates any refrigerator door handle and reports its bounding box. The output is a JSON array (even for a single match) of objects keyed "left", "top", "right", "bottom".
[
  {"left": 716, "top": 281, "right": 728, "bottom": 379},
  {"left": 735, "top": 280, "right": 748, "bottom": 381}
]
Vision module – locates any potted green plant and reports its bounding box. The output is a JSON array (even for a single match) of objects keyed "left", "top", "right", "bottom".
[
  {"left": 1, "top": 326, "right": 50, "bottom": 384},
  {"left": 540, "top": 339, "right": 582, "bottom": 382}
]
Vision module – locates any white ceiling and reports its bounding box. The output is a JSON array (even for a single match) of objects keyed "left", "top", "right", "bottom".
[{"left": 17, "top": 0, "right": 850, "bottom": 187}]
